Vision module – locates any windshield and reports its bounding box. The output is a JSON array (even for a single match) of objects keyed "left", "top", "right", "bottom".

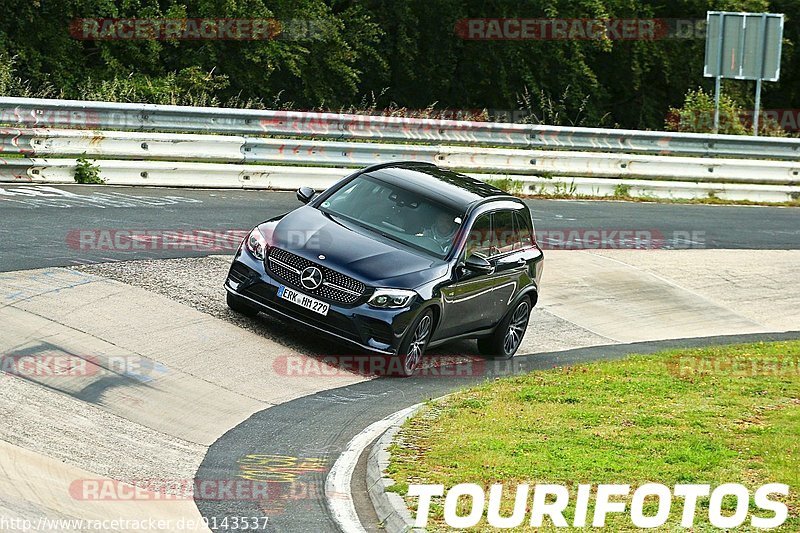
[{"left": 319, "top": 175, "right": 463, "bottom": 259}]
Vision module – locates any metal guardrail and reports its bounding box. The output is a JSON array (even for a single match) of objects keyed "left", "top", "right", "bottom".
[
  {"left": 1, "top": 157, "right": 796, "bottom": 203},
  {"left": 2, "top": 128, "right": 798, "bottom": 185},
  {"left": 0, "top": 127, "right": 439, "bottom": 165},
  {"left": 0, "top": 97, "right": 798, "bottom": 203},
  {"left": 0, "top": 158, "right": 345, "bottom": 189},
  {"left": 2, "top": 97, "right": 800, "bottom": 159}
]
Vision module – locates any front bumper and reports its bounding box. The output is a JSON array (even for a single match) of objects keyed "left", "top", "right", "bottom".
[{"left": 225, "top": 249, "right": 419, "bottom": 355}]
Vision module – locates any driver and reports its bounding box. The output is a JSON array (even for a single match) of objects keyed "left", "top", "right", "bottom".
[{"left": 423, "top": 212, "right": 459, "bottom": 253}]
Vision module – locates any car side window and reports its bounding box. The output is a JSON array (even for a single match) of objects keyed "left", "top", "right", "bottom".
[
  {"left": 466, "top": 214, "right": 492, "bottom": 259},
  {"left": 513, "top": 211, "right": 534, "bottom": 249},
  {"left": 492, "top": 210, "right": 517, "bottom": 255}
]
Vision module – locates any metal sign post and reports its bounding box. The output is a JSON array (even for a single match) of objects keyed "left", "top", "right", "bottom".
[
  {"left": 704, "top": 11, "right": 784, "bottom": 136},
  {"left": 713, "top": 76, "right": 721, "bottom": 132}
]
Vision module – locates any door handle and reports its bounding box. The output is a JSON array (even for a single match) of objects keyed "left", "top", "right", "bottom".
[{"left": 494, "top": 258, "right": 526, "bottom": 272}]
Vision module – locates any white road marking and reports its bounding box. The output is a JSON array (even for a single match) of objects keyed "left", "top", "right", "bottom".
[
  {"left": 325, "top": 404, "right": 422, "bottom": 533},
  {"left": 0, "top": 185, "right": 202, "bottom": 208}
]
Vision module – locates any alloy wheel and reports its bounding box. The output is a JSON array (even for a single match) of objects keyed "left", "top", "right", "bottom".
[
  {"left": 405, "top": 315, "right": 432, "bottom": 374},
  {"left": 503, "top": 302, "right": 530, "bottom": 356}
]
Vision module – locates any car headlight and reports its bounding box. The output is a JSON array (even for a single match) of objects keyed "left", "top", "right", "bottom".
[
  {"left": 244, "top": 228, "right": 269, "bottom": 260},
  {"left": 368, "top": 288, "right": 417, "bottom": 309}
]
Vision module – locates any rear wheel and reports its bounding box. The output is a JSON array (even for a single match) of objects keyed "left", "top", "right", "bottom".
[
  {"left": 477, "top": 296, "right": 531, "bottom": 359},
  {"left": 227, "top": 291, "right": 260, "bottom": 317},
  {"left": 391, "top": 310, "right": 434, "bottom": 377}
]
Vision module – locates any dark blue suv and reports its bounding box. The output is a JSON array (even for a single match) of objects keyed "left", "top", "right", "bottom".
[{"left": 225, "top": 162, "right": 544, "bottom": 376}]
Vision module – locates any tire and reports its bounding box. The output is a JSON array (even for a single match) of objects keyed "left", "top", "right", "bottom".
[
  {"left": 477, "top": 296, "right": 531, "bottom": 359},
  {"left": 390, "top": 309, "right": 434, "bottom": 377},
  {"left": 227, "top": 291, "right": 260, "bottom": 317}
]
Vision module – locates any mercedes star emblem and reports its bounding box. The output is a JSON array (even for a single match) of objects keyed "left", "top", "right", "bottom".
[{"left": 300, "top": 266, "right": 323, "bottom": 290}]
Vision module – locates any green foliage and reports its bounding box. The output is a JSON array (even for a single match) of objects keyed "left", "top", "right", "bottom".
[
  {"left": 517, "top": 85, "right": 608, "bottom": 127},
  {"left": 533, "top": 179, "right": 577, "bottom": 197},
  {"left": 76, "top": 67, "right": 231, "bottom": 107},
  {"left": 0, "top": 0, "right": 384, "bottom": 108},
  {"left": 613, "top": 183, "right": 632, "bottom": 197},
  {"left": 74, "top": 157, "right": 104, "bottom": 184},
  {"left": 666, "top": 87, "right": 748, "bottom": 135},
  {"left": 755, "top": 113, "right": 791, "bottom": 137},
  {"left": 0, "top": 1, "right": 798, "bottom": 131},
  {"left": 667, "top": 87, "right": 789, "bottom": 136},
  {"left": 0, "top": 52, "right": 11, "bottom": 94},
  {"left": 0, "top": 51, "right": 55, "bottom": 97},
  {"left": 484, "top": 177, "right": 523, "bottom": 195},
  {"left": 551, "top": 180, "right": 577, "bottom": 196}
]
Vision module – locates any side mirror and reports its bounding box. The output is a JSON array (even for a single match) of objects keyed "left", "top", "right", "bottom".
[
  {"left": 463, "top": 254, "right": 494, "bottom": 275},
  {"left": 296, "top": 187, "right": 316, "bottom": 204}
]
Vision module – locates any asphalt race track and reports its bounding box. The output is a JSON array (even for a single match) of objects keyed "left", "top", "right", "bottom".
[
  {"left": 1, "top": 183, "right": 799, "bottom": 532},
  {"left": 1, "top": 184, "right": 800, "bottom": 272}
]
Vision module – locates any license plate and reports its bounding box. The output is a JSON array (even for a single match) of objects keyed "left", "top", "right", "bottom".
[{"left": 277, "top": 285, "right": 330, "bottom": 316}]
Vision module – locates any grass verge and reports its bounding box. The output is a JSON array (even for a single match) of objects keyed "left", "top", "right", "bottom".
[
  {"left": 387, "top": 341, "right": 800, "bottom": 531},
  {"left": 526, "top": 192, "right": 800, "bottom": 208},
  {"left": 483, "top": 176, "right": 800, "bottom": 207}
]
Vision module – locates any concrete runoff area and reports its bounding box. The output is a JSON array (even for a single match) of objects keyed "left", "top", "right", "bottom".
[
  {"left": 0, "top": 249, "right": 798, "bottom": 529},
  {"left": 0, "top": 440, "right": 208, "bottom": 531},
  {"left": 0, "top": 267, "right": 364, "bottom": 530},
  {"left": 586, "top": 249, "right": 799, "bottom": 332},
  {"left": 536, "top": 250, "right": 782, "bottom": 345}
]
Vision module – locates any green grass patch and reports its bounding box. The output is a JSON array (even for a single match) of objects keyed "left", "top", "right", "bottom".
[
  {"left": 481, "top": 176, "right": 799, "bottom": 207},
  {"left": 523, "top": 191, "right": 800, "bottom": 207},
  {"left": 388, "top": 341, "right": 800, "bottom": 531},
  {"left": 484, "top": 177, "right": 524, "bottom": 195},
  {"left": 613, "top": 183, "right": 633, "bottom": 198}
]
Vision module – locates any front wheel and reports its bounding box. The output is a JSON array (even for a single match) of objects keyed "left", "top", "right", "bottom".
[
  {"left": 391, "top": 310, "right": 434, "bottom": 377},
  {"left": 477, "top": 296, "right": 531, "bottom": 359}
]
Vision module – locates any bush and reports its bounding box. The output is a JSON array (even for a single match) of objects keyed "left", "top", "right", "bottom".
[
  {"left": 666, "top": 87, "right": 747, "bottom": 135},
  {"left": 666, "top": 87, "right": 787, "bottom": 137},
  {"left": 74, "top": 157, "right": 104, "bottom": 184},
  {"left": 75, "top": 67, "right": 231, "bottom": 107},
  {"left": 0, "top": 51, "right": 56, "bottom": 98}
]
